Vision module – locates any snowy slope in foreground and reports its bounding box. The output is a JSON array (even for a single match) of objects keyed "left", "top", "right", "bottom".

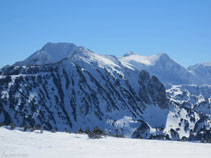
[{"left": 1, "top": 127, "right": 211, "bottom": 158}]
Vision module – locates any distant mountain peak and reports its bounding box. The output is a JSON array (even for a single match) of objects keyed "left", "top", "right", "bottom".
[
  {"left": 119, "top": 52, "right": 192, "bottom": 85},
  {"left": 39, "top": 42, "right": 78, "bottom": 54},
  {"left": 41, "top": 42, "right": 76, "bottom": 51},
  {"left": 77, "top": 46, "right": 93, "bottom": 53},
  {"left": 13, "top": 42, "right": 78, "bottom": 66},
  {"left": 156, "top": 53, "right": 169, "bottom": 59},
  {"left": 199, "top": 62, "right": 211, "bottom": 67},
  {"left": 188, "top": 62, "right": 211, "bottom": 71},
  {"left": 123, "top": 51, "right": 137, "bottom": 57},
  {"left": 120, "top": 52, "right": 172, "bottom": 67}
]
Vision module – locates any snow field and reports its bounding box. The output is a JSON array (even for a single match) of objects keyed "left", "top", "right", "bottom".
[{"left": 1, "top": 127, "right": 211, "bottom": 158}]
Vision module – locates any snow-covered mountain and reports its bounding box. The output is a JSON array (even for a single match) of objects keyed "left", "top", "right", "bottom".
[
  {"left": 120, "top": 53, "right": 211, "bottom": 86},
  {"left": 120, "top": 53, "right": 193, "bottom": 85},
  {"left": 0, "top": 50, "right": 171, "bottom": 138},
  {"left": 14, "top": 43, "right": 78, "bottom": 66},
  {"left": 0, "top": 42, "right": 211, "bottom": 142},
  {"left": 188, "top": 63, "right": 211, "bottom": 85}
]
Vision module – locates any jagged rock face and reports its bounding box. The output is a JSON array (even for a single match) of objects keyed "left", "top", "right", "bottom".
[
  {"left": 138, "top": 71, "right": 168, "bottom": 109},
  {"left": 132, "top": 120, "right": 150, "bottom": 139}
]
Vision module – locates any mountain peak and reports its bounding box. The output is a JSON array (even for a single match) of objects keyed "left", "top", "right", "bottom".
[
  {"left": 198, "top": 62, "right": 211, "bottom": 67},
  {"left": 156, "top": 53, "right": 169, "bottom": 58},
  {"left": 188, "top": 62, "right": 211, "bottom": 71},
  {"left": 120, "top": 53, "right": 171, "bottom": 67},
  {"left": 123, "top": 51, "right": 136, "bottom": 57},
  {"left": 40, "top": 42, "right": 77, "bottom": 51},
  {"left": 14, "top": 42, "right": 78, "bottom": 66},
  {"left": 151, "top": 53, "right": 170, "bottom": 62}
]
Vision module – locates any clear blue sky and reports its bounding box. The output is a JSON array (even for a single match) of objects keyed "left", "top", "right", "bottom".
[{"left": 0, "top": 0, "right": 211, "bottom": 68}]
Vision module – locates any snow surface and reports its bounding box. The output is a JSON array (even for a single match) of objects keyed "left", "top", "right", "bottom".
[{"left": 1, "top": 127, "right": 211, "bottom": 158}]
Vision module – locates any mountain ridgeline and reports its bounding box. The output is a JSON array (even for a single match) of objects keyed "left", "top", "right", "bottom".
[{"left": 0, "top": 43, "right": 210, "bottom": 142}]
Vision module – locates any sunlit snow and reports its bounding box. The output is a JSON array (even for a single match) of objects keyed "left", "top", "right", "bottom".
[{"left": 1, "top": 127, "right": 211, "bottom": 158}]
